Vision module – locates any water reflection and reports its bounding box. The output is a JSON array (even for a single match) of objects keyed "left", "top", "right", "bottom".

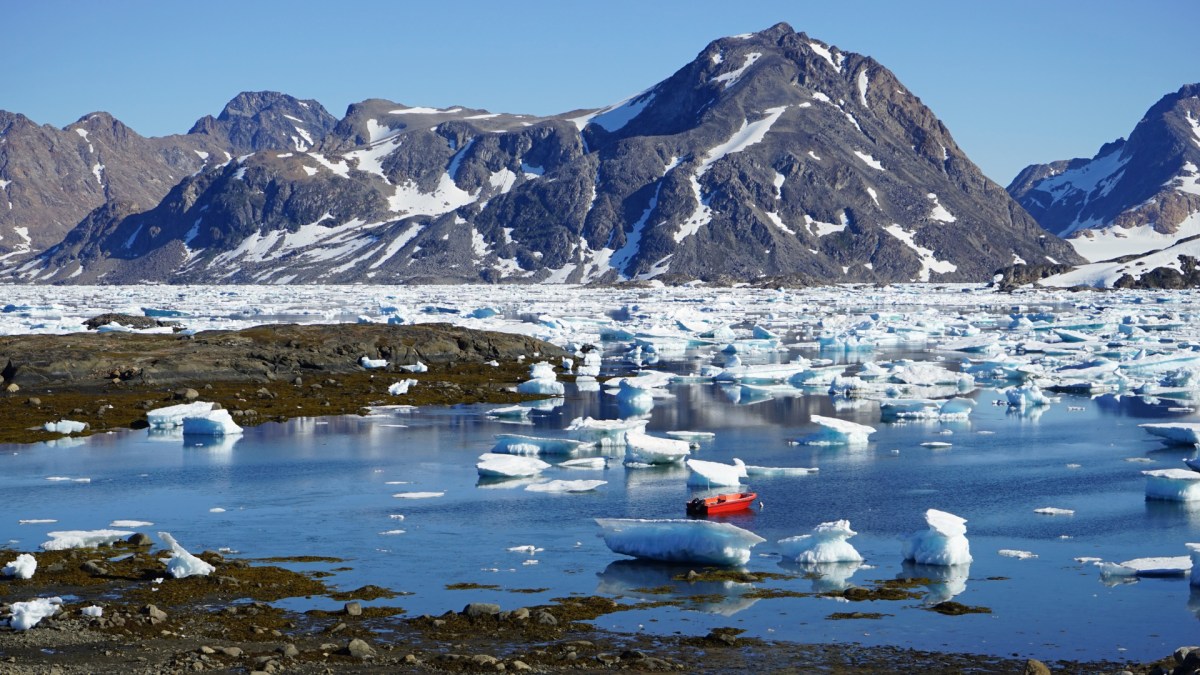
[
  {"left": 779, "top": 560, "right": 864, "bottom": 593},
  {"left": 596, "top": 560, "right": 759, "bottom": 616},
  {"left": 899, "top": 561, "right": 969, "bottom": 604}
]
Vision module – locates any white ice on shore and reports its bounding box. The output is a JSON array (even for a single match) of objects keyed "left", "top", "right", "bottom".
[
  {"left": 525, "top": 479, "right": 606, "bottom": 493},
  {"left": 685, "top": 458, "right": 746, "bottom": 487},
  {"left": 359, "top": 356, "right": 388, "bottom": 369},
  {"left": 777, "top": 520, "right": 864, "bottom": 563},
  {"left": 595, "top": 518, "right": 766, "bottom": 566},
  {"left": 43, "top": 420, "right": 87, "bottom": 434},
  {"left": 181, "top": 409, "right": 243, "bottom": 436},
  {"left": 81, "top": 605, "right": 103, "bottom": 618},
  {"left": 41, "top": 529, "right": 134, "bottom": 550},
  {"left": 625, "top": 433, "right": 691, "bottom": 465},
  {"left": 388, "top": 379, "right": 417, "bottom": 395},
  {"left": 517, "top": 361, "right": 564, "bottom": 395},
  {"left": 1140, "top": 422, "right": 1200, "bottom": 446},
  {"left": 1143, "top": 469, "right": 1200, "bottom": 501},
  {"left": 901, "top": 509, "right": 972, "bottom": 566},
  {"left": 2, "top": 553, "right": 37, "bottom": 579},
  {"left": 8, "top": 597, "right": 62, "bottom": 631},
  {"left": 476, "top": 453, "right": 550, "bottom": 478},
  {"left": 798, "top": 415, "right": 875, "bottom": 446},
  {"left": 158, "top": 531, "right": 215, "bottom": 579},
  {"left": 147, "top": 402, "right": 216, "bottom": 428}
]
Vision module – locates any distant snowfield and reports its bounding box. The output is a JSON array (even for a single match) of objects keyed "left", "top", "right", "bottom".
[{"left": 1067, "top": 212, "right": 1200, "bottom": 264}]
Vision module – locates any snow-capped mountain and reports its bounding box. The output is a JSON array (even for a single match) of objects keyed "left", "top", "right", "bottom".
[
  {"left": 7, "top": 23, "right": 1080, "bottom": 284},
  {"left": 1008, "top": 83, "right": 1200, "bottom": 281}
]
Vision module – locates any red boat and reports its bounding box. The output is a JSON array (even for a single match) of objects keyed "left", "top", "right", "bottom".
[{"left": 686, "top": 491, "right": 758, "bottom": 516}]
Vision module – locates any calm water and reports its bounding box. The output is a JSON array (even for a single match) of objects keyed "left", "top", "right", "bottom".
[{"left": 2, "top": 352, "right": 1198, "bottom": 662}]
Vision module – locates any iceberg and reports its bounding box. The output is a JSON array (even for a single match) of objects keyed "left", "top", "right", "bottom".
[
  {"left": 2, "top": 553, "right": 37, "bottom": 579},
  {"left": 797, "top": 415, "right": 876, "bottom": 446},
  {"left": 475, "top": 453, "right": 551, "bottom": 478},
  {"left": 595, "top": 518, "right": 766, "bottom": 566},
  {"left": 1100, "top": 555, "right": 1192, "bottom": 579},
  {"left": 665, "top": 430, "right": 716, "bottom": 442},
  {"left": 525, "top": 479, "right": 606, "bottom": 493},
  {"left": 517, "top": 361, "right": 564, "bottom": 395},
  {"left": 736, "top": 460, "right": 818, "bottom": 477},
  {"left": 1189, "top": 543, "right": 1200, "bottom": 586},
  {"left": 901, "top": 509, "right": 972, "bottom": 566},
  {"left": 182, "top": 409, "right": 243, "bottom": 436},
  {"left": 9, "top": 597, "right": 62, "bottom": 631},
  {"left": 1005, "top": 384, "right": 1050, "bottom": 408},
  {"left": 485, "top": 404, "right": 532, "bottom": 420},
  {"left": 158, "top": 532, "right": 215, "bottom": 579},
  {"left": 625, "top": 433, "right": 691, "bottom": 465},
  {"left": 685, "top": 459, "right": 747, "bottom": 487},
  {"left": 565, "top": 417, "right": 648, "bottom": 446},
  {"left": 41, "top": 529, "right": 134, "bottom": 550},
  {"left": 1140, "top": 422, "right": 1200, "bottom": 446},
  {"left": 557, "top": 457, "right": 607, "bottom": 470},
  {"left": 777, "top": 520, "right": 864, "bottom": 563},
  {"left": 1143, "top": 469, "right": 1200, "bottom": 501},
  {"left": 576, "top": 350, "right": 602, "bottom": 378},
  {"left": 491, "top": 434, "right": 595, "bottom": 456},
  {"left": 146, "top": 401, "right": 216, "bottom": 428},
  {"left": 43, "top": 419, "right": 87, "bottom": 434}
]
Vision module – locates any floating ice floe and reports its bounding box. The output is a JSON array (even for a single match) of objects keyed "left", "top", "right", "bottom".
[
  {"left": 685, "top": 459, "right": 747, "bottom": 487},
  {"left": 998, "top": 549, "right": 1037, "bottom": 559},
  {"left": 43, "top": 420, "right": 87, "bottom": 434},
  {"left": 2, "top": 553, "right": 37, "bottom": 579},
  {"left": 1143, "top": 469, "right": 1200, "bottom": 501},
  {"left": 777, "top": 520, "right": 863, "bottom": 563},
  {"left": 158, "top": 531, "right": 215, "bottom": 579},
  {"left": 624, "top": 433, "right": 691, "bottom": 465},
  {"left": 516, "top": 361, "right": 565, "bottom": 395},
  {"left": 492, "top": 434, "right": 595, "bottom": 456},
  {"left": 1005, "top": 384, "right": 1051, "bottom": 408},
  {"left": 1189, "top": 543, "right": 1200, "bottom": 586},
  {"left": 525, "top": 479, "right": 606, "bottom": 493},
  {"left": 8, "top": 597, "right": 62, "bottom": 631},
  {"left": 359, "top": 356, "right": 388, "bottom": 369},
  {"left": 735, "top": 460, "right": 818, "bottom": 477},
  {"left": 576, "top": 350, "right": 602, "bottom": 378},
  {"left": 388, "top": 379, "right": 417, "bottom": 395},
  {"left": 595, "top": 518, "right": 766, "bottom": 566},
  {"left": 485, "top": 404, "right": 532, "bottom": 420},
  {"left": 1099, "top": 555, "right": 1192, "bottom": 579},
  {"left": 476, "top": 453, "right": 550, "bottom": 478},
  {"left": 1139, "top": 422, "right": 1200, "bottom": 446},
  {"left": 392, "top": 491, "right": 444, "bottom": 499},
  {"left": 797, "top": 415, "right": 876, "bottom": 446},
  {"left": 146, "top": 402, "right": 216, "bottom": 429},
  {"left": 901, "top": 509, "right": 972, "bottom": 566},
  {"left": 665, "top": 430, "right": 716, "bottom": 442},
  {"left": 557, "top": 457, "right": 607, "bottom": 470},
  {"left": 181, "top": 409, "right": 243, "bottom": 436},
  {"left": 1034, "top": 507, "right": 1075, "bottom": 516},
  {"left": 41, "top": 529, "right": 134, "bottom": 551},
  {"left": 565, "top": 417, "right": 648, "bottom": 446}
]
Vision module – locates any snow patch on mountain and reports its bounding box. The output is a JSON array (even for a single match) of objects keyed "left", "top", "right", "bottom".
[
  {"left": 388, "top": 174, "right": 474, "bottom": 217},
  {"left": 884, "top": 224, "right": 956, "bottom": 281},
  {"left": 928, "top": 193, "right": 956, "bottom": 223},
  {"left": 1042, "top": 218, "right": 1200, "bottom": 287},
  {"left": 712, "top": 52, "right": 762, "bottom": 89},
  {"left": 854, "top": 151, "right": 884, "bottom": 171},
  {"left": 809, "top": 41, "right": 843, "bottom": 72},
  {"left": 1069, "top": 212, "right": 1200, "bottom": 262}
]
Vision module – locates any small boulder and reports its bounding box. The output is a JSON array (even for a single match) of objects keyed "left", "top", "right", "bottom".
[
  {"left": 142, "top": 605, "right": 168, "bottom": 623},
  {"left": 463, "top": 602, "right": 501, "bottom": 618},
  {"left": 277, "top": 644, "right": 300, "bottom": 659},
  {"left": 345, "top": 638, "right": 376, "bottom": 659},
  {"left": 1022, "top": 659, "right": 1051, "bottom": 675},
  {"left": 220, "top": 646, "right": 244, "bottom": 658},
  {"left": 344, "top": 601, "right": 362, "bottom": 617},
  {"left": 80, "top": 560, "right": 108, "bottom": 576},
  {"left": 174, "top": 388, "right": 200, "bottom": 402},
  {"left": 534, "top": 610, "right": 557, "bottom": 626}
]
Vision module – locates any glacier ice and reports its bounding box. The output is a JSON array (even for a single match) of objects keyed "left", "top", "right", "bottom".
[
  {"left": 685, "top": 458, "right": 747, "bottom": 487},
  {"left": 359, "top": 356, "right": 388, "bottom": 369},
  {"left": 525, "top": 479, "right": 606, "bottom": 493},
  {"left": 565, "top": 416, "right": 648, "bottom": 446},
  {"left": 43, "top": 419, "right": 87, "bottom": 434},
  {"left": 595, "top": 518, "right": 766, "bottom": 566},
  {"left": 2, "top": 553, "right": 37, "bottom": 579},
  {"left": 1189, "top": 543, "right": 1200, "bottom": 586},
  {"left": 182, "top": 409, "right": 243, "bottom": 436},
  {"left": 798, "top": 415, "right": 876, "bottom": 446},
  {"left": 625, "top": 433, "right": 691, "bottom": 465},
  {"left": 492, "top": 434, "right": 595, "bottom": 456},
  {"left": 1143, "top": 469, "right": 1200, "bottom": 501},
  {"left": 901, "top": 509, "right": 972, "bottom": 566},
  {"left": 476, "top": 453, "right": 550, "bottom": 478},
  {"left": 41, "top": 529, "right": 135, "bottom": 550},
  {"left": 8, "top": 597, "right": 62, "bottom": 631},
  {"left": 147, "top": 401, "right": 216, "bottom": 428},
  {"left": 777, "top": 520, "right": 864, "bottom": 563},
  {"left": 158, "top": 531, "right": 216, "bottom": 579},
  {"left": 388, "top": 379, "right": 418, "bottom": 395},
  {"left": 1140, "top": 422, "right": 1200, "bottom": 446},
  {"left": 1100, "top": 555, "right": 1192, "bottom": 579},
  {"left": 516, "top": 361, "right": 565, "bottom": 395}
]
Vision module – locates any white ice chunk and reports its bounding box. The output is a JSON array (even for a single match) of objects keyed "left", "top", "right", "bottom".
[
  {"left": 1034, "top": 507, "right": 1075, "bottom": 516},
  {"left": 81, "top": 605, "right": 103, "bottom": 618},
  {"left": 1005, "top": 384, "right": 1050, "bottom": 408},
  {"left": 686, "top": 458, "right": 747, "bottom": 487},
  {"left": 1144, "top": 469, "right": 1200, "bottom": 501},
  {"left": 476, "top": 453, "right": 550, "bottom": 478},
  {"left": 625, "top": 433, "right": 691, "bottom": 464},
  {"left": 360, "top": 356, "right": 388, "bottom": 369},
  {"left": 399, "top": 361, "right": 428, "bottom": 373},
  {"left": 1189, "top": 543, "right": 1200, "bottom": 586},
  {"left": 492, "top": 434, "right": 595, "bottom": 456},
  {"left": 146, "top": 402, "right": 216, "bottom": 429},
  {"left": 392, "top": 491, "right": 444, "bottom": 499},
  {"left": 158, "top": 531, "right": 215, "bottom": 579},
  {"left": 388, "top": 379, "right": 417, "bottom": 395},
  {"left": 1100, "top": 555, "right": 1191, "bottom": 578},
  {"left": 9, "top": 597, "right": 62, "bottom": 631},
  {"left": 2, "top": 553, "right": 37, "bottom": 579},
  {"left": 181, "top": 409, "right": 243, "bottom": 436},
  {"left": 41, "top": 529, "right": 134, "bottom": 550},
  {"left": 798, "top": 415, "right": 875, "bottom": 446},
  {"left": 901, "top": 509, "right": 972, "bottom": 566},
  {"left": 557, "top": 457, "right": 607, "bottom": 470},
  {"left": 1140, "top": 422, "right": 1200, "bottom": 446},
  {"left": 596, "top": 518, "right": 766, "bottom": 566},
  {"left": 43, "top": 420, "right": 87, "bottom": 434},
  {"left": 777, "top": 520, "right": 864, "bottom": 563},
  {"left": 517, "top": 361, "right": 564, "bottom": 395},
  {"left": 525, "top": 479, "right": 606, "bottom": 493},
  {"left": 565, "top": 417, "right": 648, "bottom": 446},
  {"left": 737, "top": 461, "right": 818, "bottom": 477}
]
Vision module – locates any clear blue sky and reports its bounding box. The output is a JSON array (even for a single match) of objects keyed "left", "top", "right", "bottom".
[{"left": 5, "top": 0, "right": 1198, "bottom": 184}]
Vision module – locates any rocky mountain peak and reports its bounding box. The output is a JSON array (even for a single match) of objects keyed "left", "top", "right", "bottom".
[{"left": 188, "top": 90, "right": 338, "bottom": 153}]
